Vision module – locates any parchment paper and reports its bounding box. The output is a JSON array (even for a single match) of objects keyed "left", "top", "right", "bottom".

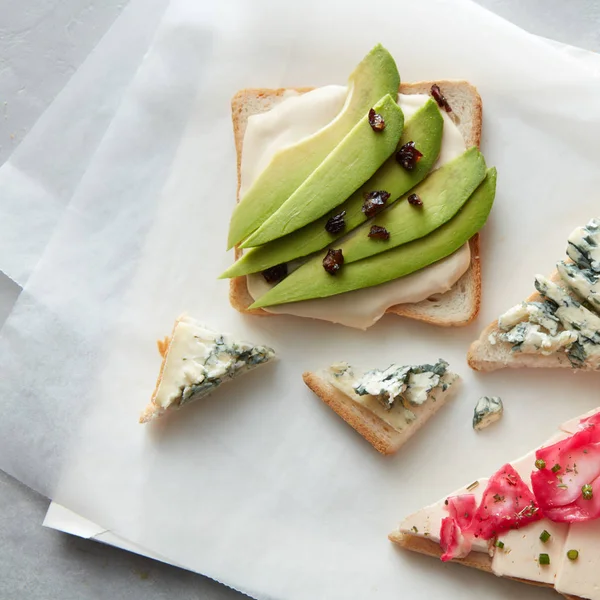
[
  {"left": 0, "top": 0, "right": 169, "bottom": 287},
  {"left": 5, "top": 1, "right": 600, "bottom": 598}
]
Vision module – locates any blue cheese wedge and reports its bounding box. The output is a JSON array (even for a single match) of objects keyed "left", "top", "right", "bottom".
[
  {"left": 472, "top": 396, "right": 503, "bottom": 430},
  {"left": 492, "top": 219, "right": 600, "bottom": 368},
  {"left": 140, "top": 315, "right": 275, "bottom": 423},
  {"left": 326, "top": 359, "right": 457, "bottom": 432}
]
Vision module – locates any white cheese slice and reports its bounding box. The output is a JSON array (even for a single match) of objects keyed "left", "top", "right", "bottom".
[
  {"left": 399, "top": 479, "right": 491, "bottom": 553},
  {"left": 555, "top": 519, "right": 600, "bottom": 600},
  {"left": 561, "top": 408, "right": 600, "bottom": 434}
]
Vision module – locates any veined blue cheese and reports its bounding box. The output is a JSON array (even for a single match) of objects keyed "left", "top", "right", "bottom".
[
  {"left": 154, "top": 316, "right": 275, "bottom": 410},
  {"left": 499, "top": 322, "right": 577, "bottom": 355},
  {"left": 566, "top": 217, "right": 600, "bottom": 273},
  {"left": 472, "top": 396, "right": 503, "bottom": 430},
  {"left": 557, "top": 260, "right": 600, "bottom": 312},
  {"left": 326, "top": 359, "right": 456, "bottom": 432},
  {"left": 498, "top": 301, "right": 560, "bottom": 335}
]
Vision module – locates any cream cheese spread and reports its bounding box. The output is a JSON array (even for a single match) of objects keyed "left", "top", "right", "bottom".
[{"left": 240, "top": 86, "right": 470, "bottom": 329}]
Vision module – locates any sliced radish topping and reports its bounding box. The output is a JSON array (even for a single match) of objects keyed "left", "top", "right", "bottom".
[
  {"left": 531, "top": 422, "right": 600, "bottom": 522},
  {"left": 446, "top": 494, "right": 477, "bottom": 530},
  {"left": 468, "top": 464, "right": 542, "bottom": 540},
  {"left": 440, "top": 516, "right": 472, "bottom": 562}
]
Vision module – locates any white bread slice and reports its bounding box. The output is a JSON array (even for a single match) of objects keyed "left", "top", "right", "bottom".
[
  {"left": 302, "top": 368, "right": 458, "bottom": 455},
  {"left": 388, "top": 531, "right": 579, "bottom": 600},
  {"left": 229, "top": 81, "right": 483, "bottom": 327},
  {"left": 468, "top": 270, "right": 585, "bottom": 372}
]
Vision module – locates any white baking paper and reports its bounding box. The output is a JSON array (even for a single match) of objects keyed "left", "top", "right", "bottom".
[
  {"left": 5, "top": 1, "right": 600, "bottom": 599},
  {"left": 0, "top": 0, "right": 169, "bottom": 287}
]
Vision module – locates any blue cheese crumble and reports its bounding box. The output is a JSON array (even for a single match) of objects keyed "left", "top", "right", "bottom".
[{"left": 473, "top": 396, "right": 503, "bottom": 430}]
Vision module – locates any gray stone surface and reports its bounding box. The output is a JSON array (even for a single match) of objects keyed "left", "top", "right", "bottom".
[{"left": 1, "top": 1, "right": 599, "bottom": 599}]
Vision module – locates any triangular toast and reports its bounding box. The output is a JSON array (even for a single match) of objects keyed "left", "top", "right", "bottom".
[
  {"left": 390, "top": 408, "right": 600, "bottom": 600},
  {"left": 303, "top": 360, "right": 459, "bottom": 455},
  {"left": 469, "top": 218, "right": 600, "bottom": 372},
  {"left": 140, "top": 315, "right": 275, "bottom": 423}
]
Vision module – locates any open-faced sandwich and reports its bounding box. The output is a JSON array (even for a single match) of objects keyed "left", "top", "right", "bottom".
[
  {"left": 303, "top": 359, "right": 458, "bottom": 454},
  {"left": 221, "top": 45, "right": 497, "bottom": 329},
  {"left": 140, "top": 315, "right": 275, "bottom": 423},
  {"left": 390, "top": 407, "right": 600, "bottom": 600},
  {"left": 469, "top": 218, "right": 600, "bottom": 371}
]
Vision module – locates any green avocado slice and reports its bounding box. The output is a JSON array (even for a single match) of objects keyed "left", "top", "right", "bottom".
[
  {"left": 341, "top": 146, "right": 487, "bottom": 263},
  {"left": 241, "top": 94, "right": 405, "bottom": 248},
  {"left": 227, "top": 44, "right": 400, "bottom": 250},
  {"left": 220, "top": 99, "right": 443, "bottom": 279},
  {"left": 249, "top": 168, "right": 496, "bottom": 309}
]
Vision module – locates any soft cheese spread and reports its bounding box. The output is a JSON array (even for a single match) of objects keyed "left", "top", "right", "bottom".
[
  {"left": 153, "top": 315, "right": 275, "bottom": 409},
  {"left": 323, "top": 359, "right": 457, "bottom": 432},
  {"left": 240, "top": 87, "right": 471, "bottom": 328}
]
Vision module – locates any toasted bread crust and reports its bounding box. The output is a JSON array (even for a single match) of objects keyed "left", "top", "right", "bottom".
[
  {"left": 389, "top": 531, "right": 580, "bottom": 600},
  {"left": 230, "top": 81, "right": 484, "bottom": 326}
]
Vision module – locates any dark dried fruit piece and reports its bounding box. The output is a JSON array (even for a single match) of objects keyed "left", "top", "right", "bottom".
[
  {"left": 430, "top": 84, "right": 452, "bottom": 113},
  {"left": 407, "top": 193, "right": 423, "bottom": 206},
  {"left": 362, "top": 190, "right": 391, "bottom": 218},
  {"left": 262, "top": 263, "right": 288, "bottom": 284},
  {"left": 325, "top": 211, "right": 347, "bottom": 234},
  {"left": 368, "top": 225, "right": 390, "bottom": 240},
  {"left": 323, "top": 248, "right": 344, "bottom": 275},
  {"left": 395, "top": 141, "right": 423, "bottom": 171},
  {"left": 368, "top": 108, "right": 386, "bottom": 132}
]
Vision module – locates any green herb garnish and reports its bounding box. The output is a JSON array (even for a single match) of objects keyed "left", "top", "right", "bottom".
[
  {"left": 539, "top": 530, "right": 551, "bottom": 543},
  {"left": 551, "top": 464, "right": 561, "bottom": 473},
  {"left": 495, "top": 540, "right": 504, "bottom": 549},
  {"left": 539, "top": 553, "right": 550, "bottom": 565},
  {"left": 535, "top": 458, "right": 546, "bottom": 470},
  {"left": 567, "top": 549, "right": 579, "bottom": 561},
  {"left": 582, "top": 484, "right": 593, "bottom": 500}
]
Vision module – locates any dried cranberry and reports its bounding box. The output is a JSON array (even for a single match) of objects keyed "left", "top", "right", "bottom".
[
  {"left": 362, "top": 190, "right": 390, "bottom": 218},
  {"left": 368, "top": 225, "right": 390, "bottom": 240},
  {"left": 395, "top": 141, "right": 423, "bottom": 171},
  {"left": 322, "top": 248, "right": 344, "bottom": 275},
  {"left": 262, "top": 263, "right": 288, "bottom": 284},
  {"left": 407, "top": 193, "right": 423, "bottom": 207},
  {"left": 325, "top": 211, "right": 346, "bottom": 234},
  {"left": 431, "top": 84, "right": 452, "bottom": 113},
  {"left": 368, "top": 108, "right": 386, "bottom": 132}
]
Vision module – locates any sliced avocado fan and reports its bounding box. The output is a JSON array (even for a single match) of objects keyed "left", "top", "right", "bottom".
[
  {"left": 227, "top": 44, "right": 400, "bottom": 250},
  {"left": 249, "top": 168, "right": 496, "bottom": 308},
  {"left": 241, "top": 93, "right": 405, "bottom": 248},
  {"left": 220, "top": 99, "right": 444, "bottom": 279}
]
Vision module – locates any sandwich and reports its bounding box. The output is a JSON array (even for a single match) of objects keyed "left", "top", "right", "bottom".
[
  {"left": 469, "top": 217, "right": 600, "bottom": 371},
  {"left": 220, "top": 44, "right": 497, "bottom": 329},
  {"left": 140, "top": 315, "right": 275, "bottom": 423},
  {"left": 303, "top": 359, "right": 458, "bottom": 454},
  {"left": 390, "top": 407, "right": 600, "bottom": 600}
]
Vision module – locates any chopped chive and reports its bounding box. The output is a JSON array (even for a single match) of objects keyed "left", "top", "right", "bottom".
[
  {"left": 539, "top": 553, "right": 550, "bottom": 565},
  {"left": 495, "top": 540, "right": 505, "bottom": 549},
  {"left": 567, "top": 549, "right": 579, "bottom": 561},
  {"left": 582, "top": 484, "right": 593, "bottom": 500},
  {"left": 466, "top": 481, "right": 479, "bottom": 491},
  {"left": 535, "top": 458, "right": 546, "bottom": 470},
  {"left": 551, "top": 464, "right": 562, "bottom": 473},
  {"left": 539, "top": 530, "right": 551, "bottom": 543}
]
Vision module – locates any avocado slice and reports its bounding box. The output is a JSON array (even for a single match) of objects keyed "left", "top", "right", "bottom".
[
  {"left": 341, "top": 146, "right": 486, "bottom": 263},
  {"left": 241, "top": 94, "right": 404, "bottom": 248},
  {"left": 227, "top": 44, "right": 400, "bottom": 250},
  {"left": 220, "top": 99, "right": 443, "bottom": 279},
  {"left": 249, "top": 168, "right": 496, "bottom": 308}
]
